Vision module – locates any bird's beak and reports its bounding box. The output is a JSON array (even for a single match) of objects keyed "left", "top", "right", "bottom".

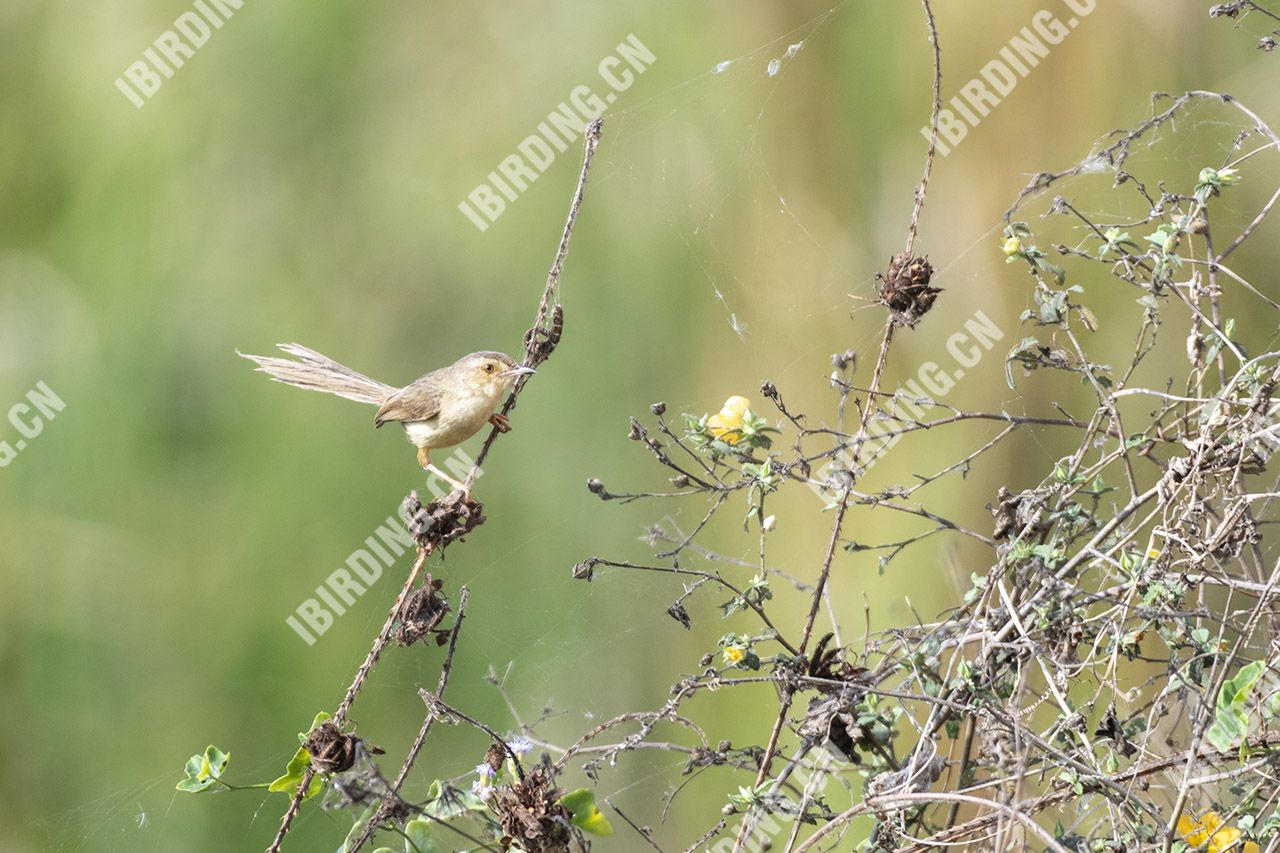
[{"left": 501, "top": 365, "right": 537, "bottom": 377}]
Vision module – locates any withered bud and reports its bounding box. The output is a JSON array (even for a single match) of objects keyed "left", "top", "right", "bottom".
[
  {"left": 484, "top": 742, "right": 506, "bottom": 773},
  {"left": 628, "top": 418, "right": 645, "bottom": 441},
  {"left": 650, "top": 401, "right": 667, "bottom": 416},
  {"left": 573, "top": 558, "right": 599, "bottom": 581},
  {"left": 879, "top": 253, "right": 940, "bottom": 328},
  {"left": 303, "top": 722, "right": 371, "bottom": 775},
  {"left": 760, "top": 381, "right": 778, "bottom": 400},
  {"left": 831, "top": 349, "right": 856, "bottom": 372}
]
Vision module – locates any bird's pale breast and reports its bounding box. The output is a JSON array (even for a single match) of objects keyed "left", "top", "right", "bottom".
[{"left": 401, "top": 383, "right": 504, "bottom": 449}]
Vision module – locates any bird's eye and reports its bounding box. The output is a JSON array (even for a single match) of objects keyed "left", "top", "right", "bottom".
[{"left": 483, "top": 363, "right": 495, "bottom": 373}]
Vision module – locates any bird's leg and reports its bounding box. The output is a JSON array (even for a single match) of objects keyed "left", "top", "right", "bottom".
[
  {"left": 488, "top": 413, "right": 512, "bottom": 433},
  {"left": 428, "top": 464, "right": 471, "bottom": 497},
  {"left": 417, "top": 447, "right": 470, "bottom": 497}
]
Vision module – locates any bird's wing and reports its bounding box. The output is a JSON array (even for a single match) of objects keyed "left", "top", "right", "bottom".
[{"left": 374, "top": 382, "right": 442, "bottom": 426}]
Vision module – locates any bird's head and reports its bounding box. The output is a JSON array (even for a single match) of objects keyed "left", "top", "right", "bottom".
[{"left": 455, "top": 351, "right": 535, "bottom": 397}]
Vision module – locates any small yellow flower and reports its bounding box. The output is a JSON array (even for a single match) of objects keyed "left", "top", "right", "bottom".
[
  {"left": 1146, "top": 548, "right": 1162, "bottom": 559},
  {"left": 707, "top": 396, "right": 752, "bottom": 443},
  {"left": 1002, "top": 236, "right": 1023, "bottom": 256},
  {"left": 722, "top": 646, "right": 745, "bottom": 666},
  {"left": 1177, "top": 811, "right": 1260, "bottom": 853}
]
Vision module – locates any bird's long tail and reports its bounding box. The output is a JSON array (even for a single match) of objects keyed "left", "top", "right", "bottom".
[{"left": 238, "top": 343, "right": 396, "bottom": 405}]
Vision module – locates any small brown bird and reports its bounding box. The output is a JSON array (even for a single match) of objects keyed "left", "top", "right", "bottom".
[{"left": 238, "top": 344, "right": 534, "bottom": 492}]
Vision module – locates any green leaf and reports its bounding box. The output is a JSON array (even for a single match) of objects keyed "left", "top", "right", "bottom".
[
  {"left": 1266, "top": 687, "right": 1280, "bottom": 722},
  {"left": 404, "top": 818, "right": 439, "bottom": 853},
  {"left": 1206, "top": 660, "right": 1268, "bottom": 750},
  {"left": 420, "top": 781, "right": 488, "bottom": 820},
  {"left": 265, "top": 711, "right": 332, "bottom": 798},
  {"left": 1222, "top": 660, "right": 1266, "bottom": 712},
  {"left": 1195, "top": 166, "right": 1242, "bottom": 203},
  {"left": 1206, "top": 714, "right": 1246, "bottom": 751},
  {"left": 268, "top": 747, "right": 323, "bottom": 799},
  {"left": 204, "top": 745, "right": 230, "bottom": 776},
  {"left": 176, "top": 744, "right": 231, "bottom": 793},
  {"left": 299, "top": 711, "right": 331, "bottom": 743},
  {"left": 560, "top": 788, "right": 614, "bottom": 836}
]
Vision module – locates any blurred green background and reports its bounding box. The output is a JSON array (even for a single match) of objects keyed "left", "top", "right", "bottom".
[{"left": 2, "top": 1, "right": 1277, "bottom": 849}]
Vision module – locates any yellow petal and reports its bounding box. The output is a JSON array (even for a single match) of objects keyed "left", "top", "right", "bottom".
[
  {"left": 1243, "top": 842, "right": 1261, "bottom": 853},
  {"left": 707, "top": 397, "right": 751, "bottom": 443},
  {"left": 1209, "top": 826, "right": 1242, "bottom": 853},
  {"left": 706, "top": 416, "right": 738, "bottom": 442},
  {"left": 1002, "top": 236, "right": 1022, "bottom": 256},
  {"left": 1179, "top": 814, "right": 1209, "bottom": 846}
]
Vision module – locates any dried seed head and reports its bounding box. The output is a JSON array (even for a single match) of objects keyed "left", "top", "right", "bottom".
[
  {"left": 586, "top": 478, "right": 609, "bottom": 500},
  {"left": 303, "top": 722, "right": 381, "bottom": 775},
  {"left": 489, "top": 764, "right": 572, "bottom": 853},
  {"left": 484, "top": 742, "right": 507, "bottom": 774},
  {"left": 395, "top": 578, "right": 450, "bottom": 647},
  {"left": 402, "top": 490, "right": 485, "bottom": 550},
  {"left": 572, "top": 558, "right": 599, "bottom": 581},
  {"left": 878, "top": 252, "right": 941, "bottom": 328}
]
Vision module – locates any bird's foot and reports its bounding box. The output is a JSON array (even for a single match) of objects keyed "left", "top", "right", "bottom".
[{"left": 489, "top": 413, "right": 512, "bottom": 433}]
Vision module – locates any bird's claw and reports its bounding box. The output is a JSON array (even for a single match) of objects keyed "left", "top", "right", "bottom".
[{"left": 489, "top": 413, "right": 512, "bottom": 433}]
